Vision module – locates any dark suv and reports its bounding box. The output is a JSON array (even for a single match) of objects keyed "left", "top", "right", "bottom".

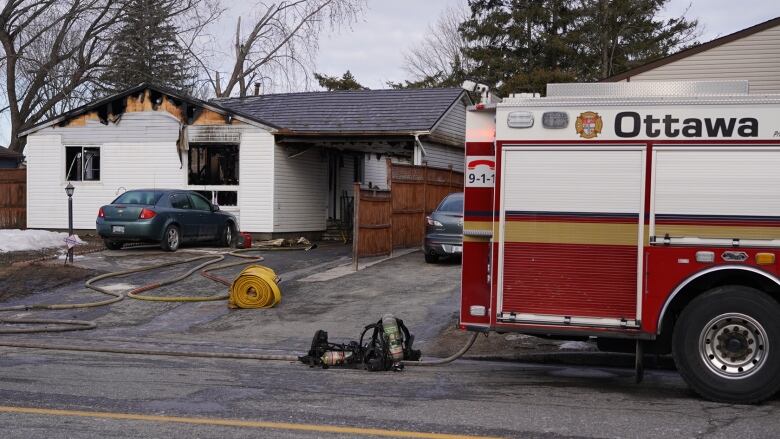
[{"left": 423, "top": 192, "right": 463, "bottom": 263}]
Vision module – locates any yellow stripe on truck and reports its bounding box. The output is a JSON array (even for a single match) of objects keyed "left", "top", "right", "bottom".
[{"left": 503, "top": 221, "right": 639, "bottom": 246}]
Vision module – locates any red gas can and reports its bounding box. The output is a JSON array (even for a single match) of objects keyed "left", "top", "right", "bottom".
[{"left": 236, "top": 232, "right": 252, "bottom": 249}]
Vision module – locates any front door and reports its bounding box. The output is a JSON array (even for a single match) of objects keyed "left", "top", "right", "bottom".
[
  {"left": 328, "top": 153, "right": 338, "bottom": 219},
  {"left": 497, "top": 145, "right": 646, "bottom": 328}
]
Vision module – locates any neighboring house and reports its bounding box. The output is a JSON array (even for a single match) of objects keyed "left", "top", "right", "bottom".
[
  {"left": 20, "top": 84, "right": 469, "bottom": 236},
  {"left": 605, "top": 16, "right": 780, "bottom": 94},
  {"left": 0, "top": 147, "right": 22, "bottom": 168}
]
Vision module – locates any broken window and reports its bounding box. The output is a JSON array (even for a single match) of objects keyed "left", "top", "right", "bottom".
[
  {"left": 188, "top": 144, "right": 239, "bottom": 185},
  {"left": 196, "top": 190, "right": 238, "bottom": 207},
  {"left": 65, "top": 146, "right": 101, "bottom": 181}
]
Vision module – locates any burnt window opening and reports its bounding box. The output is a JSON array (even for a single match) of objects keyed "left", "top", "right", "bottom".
[
  {"left": 65, "top": 146, "right": 101, "bottom": 181},
  {"left": 188, "top": 144, "right": 239, "bottom": 185},
  {"left": 195, "top": 190, "right": 238, "bottom": 207}
]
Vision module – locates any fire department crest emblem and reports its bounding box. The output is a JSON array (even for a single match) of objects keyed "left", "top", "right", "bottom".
[{"left": 575, "top": 111, "right": 603, "bottom": 139}]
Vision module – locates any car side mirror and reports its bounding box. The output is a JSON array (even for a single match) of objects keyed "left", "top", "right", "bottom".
[{"left": 211, "top": 204, "right": 220, "bottom": 212}]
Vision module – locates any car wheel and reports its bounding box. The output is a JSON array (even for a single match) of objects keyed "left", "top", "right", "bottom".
[
  {"left": 672, "top": 285, "right": 780, "bottom": 403},
  {"left": 222, "top": 222, "right": 236, "bottom": 248},
  {"left": 425, "top": 253, "right": 439, "bottom": 263},
  {"left": 161, "top": 224, "right": 181, "bottom": 252},
  {"left": 104, "top": 239, "right": 123, "bottom": 250}
]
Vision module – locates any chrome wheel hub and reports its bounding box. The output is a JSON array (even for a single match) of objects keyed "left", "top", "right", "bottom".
[
  {"left": 225, "top": 227, "right": 232, "bottom": 244},
  {"left": 168, "top": 229, "right": 179, "bottom": 248},
  {"left": 700, "top": 313, "right": 767, "bottom": 379}
]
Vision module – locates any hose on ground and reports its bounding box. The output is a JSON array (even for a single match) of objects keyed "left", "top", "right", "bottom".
[
  {"left": 402, "top": 331, "right": 480, "bottom": 366},
  {"left": 0, "top": 340, "right": 300, "bottom": 362},
  {"left": 0, "top": 246, "right": 303, "bottom": 334},
  {"left": 228, "top": 265, "right": 281, "bottom": 309}
]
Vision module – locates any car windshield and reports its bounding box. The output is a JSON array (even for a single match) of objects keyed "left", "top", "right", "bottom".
[
  {"left": 437, "top": 194, "right": 463, "bottom": 214},
  {"left": 113, "top": 190, "right": 163, "bottom": 205}
]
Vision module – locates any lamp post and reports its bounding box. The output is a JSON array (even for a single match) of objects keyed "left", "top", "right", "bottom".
[{"left": 65, "top": 182, "right": 74, "bottom": 264}]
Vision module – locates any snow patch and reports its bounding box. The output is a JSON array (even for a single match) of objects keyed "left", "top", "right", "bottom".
[
  {"left": 558, "top": 341, "right": 595, "bottom": 351},
  {"left": 0, "top": 229, "right": 84, "bottom": 253}
]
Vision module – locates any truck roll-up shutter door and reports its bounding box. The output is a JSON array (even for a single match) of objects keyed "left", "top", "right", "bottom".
[
  {"left": 497, "top": 145, "right": 645, "bottom": 326},
  {"left": 652, "top": 146, "right": 780, "bottom": 244}
]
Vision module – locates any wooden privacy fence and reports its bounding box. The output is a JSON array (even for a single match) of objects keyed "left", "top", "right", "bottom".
[
  {"left": 0, "top": 169, "right": 26, "bottom": 229},
  {"left": 353, "top": 161, "right": 463, "bottom": 260}
]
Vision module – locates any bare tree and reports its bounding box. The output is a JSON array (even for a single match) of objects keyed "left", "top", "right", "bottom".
[
  {"left": 195, "top": 0, "right": 364, "bottom": 98},
  {"left": 0, "top": 1, "right": 128, "bottom": 151},
  {"left": 0, "top": 0, "right": 223, "bottom": 152},
  {"left": 402, "top": 3, "right": 471, "bottom": 86}
]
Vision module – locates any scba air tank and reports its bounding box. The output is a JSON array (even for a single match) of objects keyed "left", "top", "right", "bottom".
[
  {"left": 320, "top": 350, "right": 353, "bottom": 366},
  {"left": 382, "top": 314, "right": 404, "bottom": 366}
]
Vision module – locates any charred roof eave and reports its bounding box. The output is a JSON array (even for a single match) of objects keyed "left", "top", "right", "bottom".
[{"left": 18, "top": 83, "right": 280, "bottom": 138}]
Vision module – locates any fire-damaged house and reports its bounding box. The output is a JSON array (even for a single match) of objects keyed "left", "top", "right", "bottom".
[{"left": 20, "top": 83, "right": 470, "bottom": 237}]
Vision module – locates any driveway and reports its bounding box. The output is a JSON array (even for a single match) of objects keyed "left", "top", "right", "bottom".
[{"left": 0, "top": 243, "right": 462, "bottom": 357}]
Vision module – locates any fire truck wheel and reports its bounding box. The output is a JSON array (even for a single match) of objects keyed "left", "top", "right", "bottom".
[{"left": 672, "top": 285, "right": 780, "bottom": 403}]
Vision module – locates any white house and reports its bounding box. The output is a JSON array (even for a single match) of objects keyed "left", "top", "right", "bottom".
[
  {"left": 21, "top": 84, "right": 469, "bottom": 237},
  {"left": 606, "top": 16, "right": 780, "bottom": 94}
]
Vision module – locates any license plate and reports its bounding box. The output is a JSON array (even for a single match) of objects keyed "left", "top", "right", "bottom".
[
  {"left": 452, "top": 245, "right": 462, "bottom": 253},
  {"left": 112, "top": 225, "right": 125, "bottom": 234}
]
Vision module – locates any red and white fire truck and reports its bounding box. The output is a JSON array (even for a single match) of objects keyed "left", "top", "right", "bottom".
[{"left": 460, "top": 80, "right": 780, "bottom": 403}]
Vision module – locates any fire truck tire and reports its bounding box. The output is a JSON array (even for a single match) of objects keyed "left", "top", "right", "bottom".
[{"left": 672, "top": 285, "right": 780, "bottom": 404}]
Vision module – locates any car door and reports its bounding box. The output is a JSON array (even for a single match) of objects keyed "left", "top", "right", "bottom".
[
  {"left": 169, "top": 193, "right": 197, "bottom": 241},
  {"left": 188, "top": 193, "right": 218, "bottom": 240}
]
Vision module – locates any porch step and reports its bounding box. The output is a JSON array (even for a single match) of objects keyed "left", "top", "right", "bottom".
[{"left": 323, "top": 220, "right": 351, "bottom": 242}]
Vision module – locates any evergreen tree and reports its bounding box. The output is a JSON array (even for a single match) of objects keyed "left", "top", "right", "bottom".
[
  {"left": 459, "top": 0, "right": 698, "bottom": 95},
  {"left": 573, "top": 0, "right": 699, "bottom": 80},
  {"left": 314, "top": 70, "right": 367, "bottom": 91},
  {"left": 460, "top": 0, "right": 578, "bottom": 96},
  {"left": 100, "top": 0, "right": 195, "bottom": 93}
]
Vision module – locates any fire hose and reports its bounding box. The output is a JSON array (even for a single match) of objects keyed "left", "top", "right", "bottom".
[
  {"left": 0, "top": 245, "right": 480, "bottom": 366},
  {"left": 0, "top": 247, "right": 285, "bottom": 333}
]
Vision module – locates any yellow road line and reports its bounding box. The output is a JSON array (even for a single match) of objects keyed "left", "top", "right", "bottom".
[{"left": 0, "top": 405, "right": 505, "bottom": 439}]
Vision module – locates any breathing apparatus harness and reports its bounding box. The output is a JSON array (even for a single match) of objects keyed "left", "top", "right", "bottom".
[{"left": 299, "top": 314, "right": 422, "bottom": 371}]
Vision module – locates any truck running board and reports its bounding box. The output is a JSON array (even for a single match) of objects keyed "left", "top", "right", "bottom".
[{"left": 498, "top": 312, "right": 639, "bottom": 329}]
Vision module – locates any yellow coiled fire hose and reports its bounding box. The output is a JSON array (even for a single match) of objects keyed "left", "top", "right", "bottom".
[{"left": 228, "top": 265, "right": 281, "bottom": 309}]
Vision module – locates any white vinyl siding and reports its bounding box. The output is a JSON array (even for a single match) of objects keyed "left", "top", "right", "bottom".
[
  {"left": 428, "top": 96, "right": 467, "bottom": 146},
  {"left": 620, "top": 25, "right": 780, "bottom": 94},
  {"left": 26, "top": 111, "right": 277, "bottom": 232},
  {"left": 653, "top": 147, "right": 780, "bottom": 217},
  {"left": 420, "top": 142, "right": 464, "bottom": 171},
  {"left": 502, "top": 148, "right": 644, "bottom": 214},
  {"left": 236, "top": 129, "right": 275, "bottom": 232},
  {"left": 272, "top": 145, "right": 327, "bottom": 232},
  {"left": 27, "top": 131, "right": 184, "bottom": 230},
  {"left": 363, "top": 155, "right": 388, "bottom": 189}
]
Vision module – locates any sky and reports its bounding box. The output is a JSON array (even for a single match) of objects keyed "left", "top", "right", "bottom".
[
  {"left": 3, "top": 0, "right": 780, "bottom": 145},
  {"left": 319, "top": 0, "right": 780, "bottom": 89}
]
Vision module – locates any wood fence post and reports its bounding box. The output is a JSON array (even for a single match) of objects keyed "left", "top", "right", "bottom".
[
  {"left": 422, "top": 163, "right": 428, "bottom": 246},
  {"left": 352, "top": 182, "right": 360, "bottom": 271},
  {"left": 389, "top": 187, "right": 394, "bottom": 257},
  {"left": 386, "top": 157, "right": 392, "bottom": 189}
]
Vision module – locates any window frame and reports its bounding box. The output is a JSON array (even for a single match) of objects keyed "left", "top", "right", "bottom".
[
  {"left": 187, "top": 143, "right": 240, "bottom": 186},
  {"left": 65, "top": 145, "right": 102, "bottom": 182}
]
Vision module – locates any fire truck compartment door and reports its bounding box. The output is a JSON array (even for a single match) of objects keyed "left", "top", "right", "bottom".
[{"left": 498, "top": 146, "right": 645, "bottom": 326}]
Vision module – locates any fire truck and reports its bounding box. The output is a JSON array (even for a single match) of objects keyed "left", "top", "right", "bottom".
[{"left": 460, "top": 80, "right": 780, "bottom": 403}]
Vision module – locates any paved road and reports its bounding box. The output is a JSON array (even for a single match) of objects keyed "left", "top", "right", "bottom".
[{"left": 0, "top": 347, "right": 778, "bottom": 438}]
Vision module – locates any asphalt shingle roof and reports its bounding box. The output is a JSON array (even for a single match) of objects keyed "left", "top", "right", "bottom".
[
  {"left": 0, "top": 147, "right": 22, "bottom": 159},
  {"left": 215, "top": 88, "right": 465, "bottom": 134}
]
